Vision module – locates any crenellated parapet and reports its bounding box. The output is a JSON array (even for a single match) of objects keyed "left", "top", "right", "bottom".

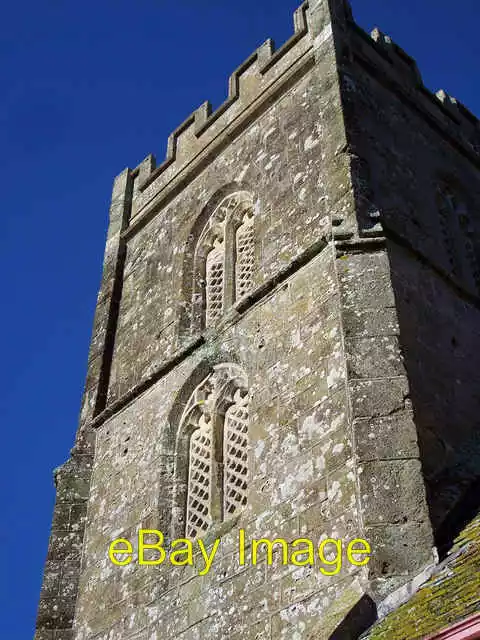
[
  {"left": 124, "top": 0, "right": 361, "bottom": 228},
  {"left": 128, "top": 0, "right": 315, "bottom": 224},
  {"left": 369, "top": 27, "right": 423, "bottom": 87},
  {"left": 349, "top": 23, "right": 480, "bottom": 159},
  {"left": 116, "top": 0, "right": 478, "bottom": 237}
]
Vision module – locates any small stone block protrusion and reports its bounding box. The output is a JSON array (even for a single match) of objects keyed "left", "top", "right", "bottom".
[{"left": 370, "top": 27, "right": 422, "bottom": 87}]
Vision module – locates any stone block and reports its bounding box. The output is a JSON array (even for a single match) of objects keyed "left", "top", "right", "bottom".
[
  {"left": 354, "top": 412, "right": 419, "bottom": 462},
  {"left": 343, "top": 307, "right": 399, "bottom": 339},
  {"left": 350, "top": 377, "right": 409, "bottom": 419},
  {"left": 33, "top": 631, "right": 54, "bottom": 640},
  {"left": 359, "top": 459, "right": 429, "bottom": 526},
  {"left": 365, "top": 521, "right": 434, "bottom": 578},
  {"left": 36, "top": 597, "right": 75, "bottom": 630},
  {"left": 346, "top": 336, "right": 405, "bottom": 379}
]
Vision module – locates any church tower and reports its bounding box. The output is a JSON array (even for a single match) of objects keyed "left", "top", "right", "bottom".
[{"left": 36, "top": 1, "right": 480, "bottom": 638}]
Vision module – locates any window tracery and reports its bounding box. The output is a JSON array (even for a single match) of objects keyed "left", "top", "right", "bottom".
[
  {"left": 437, "top": 187, "right": 458, "bottom": 276},
  {"left": 176, "top": 363, "right": 249, "bottom": 539},
  {"left": 191, "top": 191, "right": 256, "bottom": 330},
  {"left": 437, "top": 184, "right": 480, "bottom": 292}
]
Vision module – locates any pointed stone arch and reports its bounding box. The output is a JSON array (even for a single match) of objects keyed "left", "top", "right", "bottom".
[
  {"left": 169, "top": 362, "right": 249, "bottom": 540},
  {"left": 178, "top": 185, "right": 257, "bottom": 340}
]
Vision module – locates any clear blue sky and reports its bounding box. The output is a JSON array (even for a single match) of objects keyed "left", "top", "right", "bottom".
[{"left": 1, "top": 1, "right": 478, "bottom": 637}]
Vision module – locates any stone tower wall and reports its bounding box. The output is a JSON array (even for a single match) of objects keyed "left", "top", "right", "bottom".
[
  {"left": 72, "top": 2, "right": 383, "bottom": 638},
  {"left": 35, "top": 0, "right": 480, "bottom": 638},
  {"left": 74, "top": 248, "right": 366, "bottom": 639},
  {"left": 337, "top": 21, "right": 480, "bottom": 552}
]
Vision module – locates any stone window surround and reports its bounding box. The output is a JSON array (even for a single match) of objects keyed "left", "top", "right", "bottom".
[
  {"left": 171, "top": 362, "right": 250, "bottom": 540},
  {"left": 192, "top": 190, "right": 256, "bottom": 332},
  {"left": 436, "top": 180, "right": 480, "bottom": 293}
]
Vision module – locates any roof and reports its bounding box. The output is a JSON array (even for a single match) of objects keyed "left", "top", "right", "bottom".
[{"left": 364, "top": 512, "right": 480, "bottom": 640}]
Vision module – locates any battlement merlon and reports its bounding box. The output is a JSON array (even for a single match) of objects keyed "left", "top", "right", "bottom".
[
  {"left": 349, "top": 24, "right": 480, "bottom": 148},
  {"left": 123, "top": 0, "right": 352, "bottom": 224},
  {"left": 115, "top": 0, "right": 479, "bottom": 229}
]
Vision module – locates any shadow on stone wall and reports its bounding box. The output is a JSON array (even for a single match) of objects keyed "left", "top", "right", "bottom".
[
  {"left": 387, "top": 238, "right": 480, "bottom": 557},
  {"left": 329, "top": 594, "right": 377, "bottom": 640}
]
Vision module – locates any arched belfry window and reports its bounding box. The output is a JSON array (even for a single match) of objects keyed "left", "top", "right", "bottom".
[
  {"left": 437, "top": 184, "right": 480, "bottom": 293},
  {"left": 191, "top": 191, "right": 256, "bottom": 331},
  {"left": 173, "top": 363, "right": 250, "bottom": 540}
]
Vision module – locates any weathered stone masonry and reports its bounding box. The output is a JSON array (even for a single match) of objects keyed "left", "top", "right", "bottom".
[{"left": 36, "top": 0, "right": 480, "bottom": 638}]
